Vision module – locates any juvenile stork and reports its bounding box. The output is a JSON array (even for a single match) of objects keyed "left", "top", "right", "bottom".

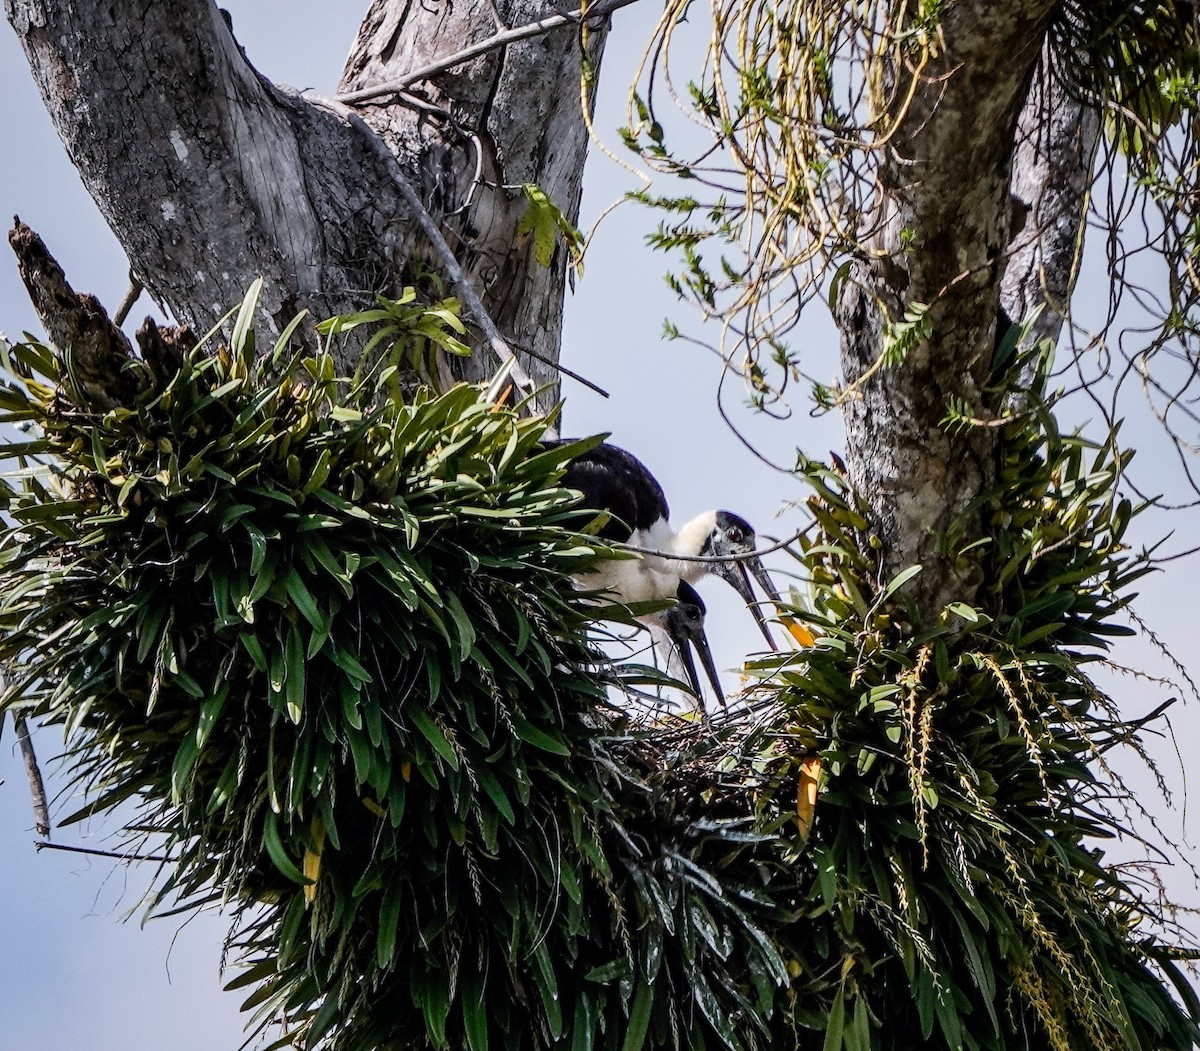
[
  {"left": 550, "top": 439, "right": 782, "bottom": 649},
  {"left": 658, "top": 580, "right": 725, "bottom": 709}
]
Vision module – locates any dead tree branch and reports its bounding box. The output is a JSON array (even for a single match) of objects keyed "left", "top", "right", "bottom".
[
  {"left": 13, "top": 715, "right": 49, "bottom": 838},
  {"left": 337, "top": 0, "right": 637, "bottom": 106},
  {"left": 8, "top": 217, "right": 139, "bottom": 409}
]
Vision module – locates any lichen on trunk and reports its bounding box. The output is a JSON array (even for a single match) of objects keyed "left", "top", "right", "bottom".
[{"left": 835, "top": 2, "right": 1061, "bottom": 617}]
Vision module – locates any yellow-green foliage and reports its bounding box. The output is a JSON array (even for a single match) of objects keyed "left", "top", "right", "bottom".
[{"left": 743, "top": 378, "right": 1200, "bottom": 1050}]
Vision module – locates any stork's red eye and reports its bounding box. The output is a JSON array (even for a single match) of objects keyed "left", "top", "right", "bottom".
[{"left": 728, "top": 527, "right": 744, "bottom": 543}]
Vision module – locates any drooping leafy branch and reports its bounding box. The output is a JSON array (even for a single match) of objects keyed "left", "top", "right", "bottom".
[{"left": 622, "top": 0, "right": 1200, "bottom": 445}]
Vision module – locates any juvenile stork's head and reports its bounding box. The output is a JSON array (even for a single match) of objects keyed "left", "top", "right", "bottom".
[{"left": 661, "top": 580, "right": 724, "bottom": 709}]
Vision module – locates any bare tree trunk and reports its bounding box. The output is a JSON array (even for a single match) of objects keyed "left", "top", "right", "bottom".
[
  {"left": 835, "top": 2, "right": 1058, "bottom": 617},
  {"left": 1001, "top": 56, "right": 1101, "bottom": 359},
  {"left": 5, "top": 0, "right": 607, "bottom": 398}
]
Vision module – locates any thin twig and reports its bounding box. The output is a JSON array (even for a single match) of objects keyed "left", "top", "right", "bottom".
[
  {"left": 34, "top": 840, "right": 173, "bottom": 864},
  {"left": 616, "top": 528, "right": 808, "bottom": 563},
  {"left": 13, "top": 714, "right": 50, "bottom": 837},
  {"left": 339, "top": 106, "right": 536, "bottom": 395},
  {"left": 113, "top": 275, "right": 144, "bottom": 327},
  {"left": 335, "top": 0, "right": 639, "bottom": 107},
  {"left": 358, "top": 94, "right": 608, "bottom": 397}
]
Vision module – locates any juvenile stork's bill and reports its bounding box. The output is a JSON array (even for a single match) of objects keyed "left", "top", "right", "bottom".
[
  {"left": 658, "top": 580, "right": 725, "bottom": 709},
  {"left": 550, "top": 439, "right": 782, "bottom": 649}
]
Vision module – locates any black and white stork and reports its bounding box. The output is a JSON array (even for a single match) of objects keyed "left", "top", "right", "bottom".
[
  {"left": 658, "top": 579, "right": 725, "bottom": 709},
  {"left": 550, "top": 439, "right": 782, "bottom": 650}
]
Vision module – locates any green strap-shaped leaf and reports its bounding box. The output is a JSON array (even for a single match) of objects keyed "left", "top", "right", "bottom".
[
  {"left": 619, "top": 982, "right": 654, "bottom": 1051},
  {"left": 408, "top": 707, "right": 460, "bottom": 770}
]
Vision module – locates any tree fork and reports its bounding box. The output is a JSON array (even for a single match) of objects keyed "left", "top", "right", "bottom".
[{"left": 6, "top": 0, "right": 612, "bottom": 406}]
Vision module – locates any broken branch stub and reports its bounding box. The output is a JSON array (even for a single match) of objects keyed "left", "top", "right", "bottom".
[{"left": 8, "top": 217, "right": 140, "bottom": 410}]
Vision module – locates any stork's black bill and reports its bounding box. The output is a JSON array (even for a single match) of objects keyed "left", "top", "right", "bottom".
[
  {"left": 663, "top": 580, "right": 725, "bottom": 709},
  {"left": 705, "top": 510, "right": 782, "bottom": 651}
]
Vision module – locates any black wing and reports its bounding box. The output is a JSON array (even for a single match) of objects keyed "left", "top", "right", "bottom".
[{"left": 545, "top": 440, "right": 669, "bottom": 542}]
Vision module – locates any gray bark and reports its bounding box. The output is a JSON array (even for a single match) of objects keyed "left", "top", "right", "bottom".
[
  {"left": 14, "top": 714, "right": 49, "bottom": 838},
  {"left": 5, "top": 0, "right": 607, "bottom": 399},
  {"left": 1001, "top": 56, "right": 1101, "bottom": 360},
  {"left": 9, "top": 219, "right": 139, "bottom": 410},
  {"left": 835, "top": 1, "right": 1059, "bottom": 617},
  {"left": 338, "top": 0, "right": 607, "bottom": 397}
]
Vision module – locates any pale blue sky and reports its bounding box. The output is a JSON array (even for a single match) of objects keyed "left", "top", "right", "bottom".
[{"left": 1, "top": 5, "right": 1196, "bottom": 1050}]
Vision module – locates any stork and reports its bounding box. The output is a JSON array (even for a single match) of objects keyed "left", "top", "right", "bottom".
[
  {"left": 658, "top": 579, "right": 725, "bottom": 709},
  {"left": 550, "top": 439, "right": 782, "bottom": 649}
]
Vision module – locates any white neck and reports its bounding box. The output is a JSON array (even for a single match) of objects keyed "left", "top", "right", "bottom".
[
  {"left": 580, "top": 511, "right": 718, "bottom": 605},
  {"left": 663, "top": 510, "right": 717, "bottom": 583}
]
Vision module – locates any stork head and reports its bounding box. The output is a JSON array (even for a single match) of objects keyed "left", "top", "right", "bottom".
[
  {"left": 662, "top": 580, "right": 724, "bottom": 709},
  {"left": 704, "top": 510, "right": 782, "bottom": 650}
]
